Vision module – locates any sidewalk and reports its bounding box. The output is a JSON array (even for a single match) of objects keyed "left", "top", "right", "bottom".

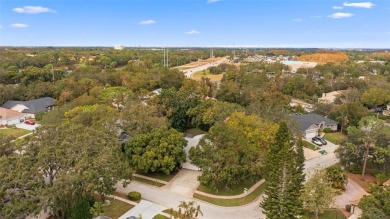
[
  {"left": 194, "top": 179, "right": 265, "bottom": 199},
  {"left": 133, "top": 173, "right": 168, "bottom": 185}
]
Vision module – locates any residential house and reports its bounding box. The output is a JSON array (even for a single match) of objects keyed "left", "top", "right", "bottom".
[
  {"left": 318, "top": 90, "right": 347, "bottom": 104},
  {"left": 0, "top": 107, "right": 25, "bottom": 126},
  {"left": 2, "top": 97, "right": 55, "bottom": 118},
  {"left": 293, "top": 113, "right": 338, "bottom": 139}
]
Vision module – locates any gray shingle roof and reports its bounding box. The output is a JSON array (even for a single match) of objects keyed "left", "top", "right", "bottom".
[
  {"left": 292, "top": 113, "right": 338, "bottom": 132},
  {"left": 2, "top": 97, "right": 55, "bottom": 114}
]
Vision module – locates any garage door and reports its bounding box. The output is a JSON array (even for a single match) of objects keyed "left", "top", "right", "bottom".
[
  {"left": 7, "top": 118, "right": 21, "bottom": 125},
  {"left": 305, "top": 130, "right": 317, "bottom": 139}
]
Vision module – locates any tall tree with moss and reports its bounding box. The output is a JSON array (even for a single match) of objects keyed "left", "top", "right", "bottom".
[{"left": 261, "top": 122, "right": 305, "bottom": 219}]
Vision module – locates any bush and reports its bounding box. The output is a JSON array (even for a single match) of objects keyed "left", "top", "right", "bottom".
[
  {"left": 127, "top": 191, "right": 141, "bottom": 201},
  {"left": 375, "top": 172, "right": 388, "bottom": 185},
  {"left": 345, "top": 204, "right": 351, "bottom": 213},
  {"left": 323, "top": 128, "right": 332, "bottom": 133}
]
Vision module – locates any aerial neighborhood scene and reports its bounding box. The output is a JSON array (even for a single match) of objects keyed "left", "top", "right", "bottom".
[{"left": 1, "top": 0, "right": 390, "bottom": 219}]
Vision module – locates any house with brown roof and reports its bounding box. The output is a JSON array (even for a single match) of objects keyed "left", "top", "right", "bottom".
[{"left": 0, "top": 107, "right": 25, "bottom": 126}]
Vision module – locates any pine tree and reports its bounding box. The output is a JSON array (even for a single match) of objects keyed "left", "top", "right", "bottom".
[{"left": 261, "top": 122, "right": 305, "bottom": 219}]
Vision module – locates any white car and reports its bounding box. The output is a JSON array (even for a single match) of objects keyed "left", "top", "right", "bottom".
[{"left": 312, "top": 138, "right": 323, "bottom": 146}]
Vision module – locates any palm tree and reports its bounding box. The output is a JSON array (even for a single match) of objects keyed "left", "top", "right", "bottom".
[{"left": 178, "top": 201, "right": 203, "bottom": 219}]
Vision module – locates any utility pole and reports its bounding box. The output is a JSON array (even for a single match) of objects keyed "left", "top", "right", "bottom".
[{"left": 167, "top": 47, "right": 169, "bottom": 67}]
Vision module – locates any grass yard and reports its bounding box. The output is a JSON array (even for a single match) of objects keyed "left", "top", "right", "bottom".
[
  {"left": 193, "top": 182, "right": 266, "bottom": 207},
  {"left": 303, "top": 140, "right": 320, "bottom": 151},
  {"left": 324, "top": 132, "right": 346, "bottom": 145},
  {"left": 318, "top": 209, "right": 346, "bottom": 219},
  {"left": 102, "top": 199, "right": 134, "bottom": 219},
  {"left": 197, "top": 178, "right": 259, "bottom": 196},
  {"left": 153, "top": 215, "right": 170, "bottom": 219},
  {"left": 184, "top": 128, "right": 206, "bottom": 136},
  {"left": 192, "top": 70, "right": 224, "bottom": 81},
  {"left": 0, "top": 128, "right": 31, "bottom": 138},
  {"left": 136, "top": 171, "right": 177, "bottom": 182},
  {"left": 133, "top": 176, "right": 166, "bottom": 187}
]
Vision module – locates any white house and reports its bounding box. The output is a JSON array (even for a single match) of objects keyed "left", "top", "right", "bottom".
[
  {"left": 292, "top": 113, "right": 338, "bottom": 139},
  {"left": 2, "top": 97, "right": 55, "bottom": 118},
  {"left": 0, "top": 107, "right": 25, "bottom": 126}
]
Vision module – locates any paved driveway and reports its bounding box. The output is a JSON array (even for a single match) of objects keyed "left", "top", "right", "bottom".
[
  {"left": 304, "top": 141, "right": 339, "bottom": 179},
  {"left": 15, "top": 123, "right": 40, "bottom": 131},
  {"left": 183, "top": 135, "right": 203, "bottom": 170},
  {"left": 164, "top": 169, "right": 201, "bottom": 197},
  {"left": 118, "top": 200, "right": 166, "bottom": 219}
]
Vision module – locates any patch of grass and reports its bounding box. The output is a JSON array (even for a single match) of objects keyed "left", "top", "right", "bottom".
[
  {"left": 192, "top": 70, "right": 224, "bottom": 81},
  {"left": 0, "top": 128, "right": 31, "bottom": 138},
  {"left": 184, "top": 128, "right": 206, "bottom": 136},
  {"left": 324, "top": 132, "right": 346, "bottom": 145},
  {"left": 102, "top": 199, "right": 134, "bottom": 219},
  {"left": 197, "top": 178, "right": 259, "bottom": 196},
  {"left": 136, "top": 171, "right": 177, "bottom": 182},
  {"left": 133, "top": 176, "right": 166, "bottom": 187},
  {"left": 193, "top": 182, "right": 266, "bottom": 207},
  {"left": 303, "top": 140, "right": 320, "bottom": 151},
  {"left": 319, "top": 209, "right": 346, "bottom": 219},
  {"left": 153, "top": 215, "right": 170, "bottom": 219}
]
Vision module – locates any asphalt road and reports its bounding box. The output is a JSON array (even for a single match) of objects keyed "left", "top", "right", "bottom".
[{"left": 181, "top": 57, "right": 229, "bottom": 78}]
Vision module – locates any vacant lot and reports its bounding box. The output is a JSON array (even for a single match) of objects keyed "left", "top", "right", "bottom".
[{"left": 192, "top": 70, "right": 224, "bottom": 81}]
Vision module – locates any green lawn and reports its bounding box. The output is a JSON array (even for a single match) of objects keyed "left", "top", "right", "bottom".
[
  {"left": 184, "top": 128, "right": 206, "bottom": 136},
  {"left": 193, "top": 182, "right": 267, "bottom": 207},
  {"left": 152, "top": 215, "right": 170, "bottom": 219},
  {"left": 303, "top": 140, "right": 320, "bottom": 151},
  {"left": 324, "top": 132, "right": 346, "bottom": 145},
  {"left": 197, "top": 178, "right": 259, "bottom": 196},
  {"left": 0, "top": 128, "right": 31, "bottom": 138},
  {"left": 133, "top": 176, "right": 166, "bottom": 187},
  {"left": 136, "top": 171, "right": 177, "bottom": 182},
  {"left": 102, "top": 199, "right": 134, "bottom": 219},
  {"left": 303, "top": 208, "right": 346, "bottom": 219}
]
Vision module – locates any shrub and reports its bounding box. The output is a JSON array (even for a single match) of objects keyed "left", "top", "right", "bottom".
[
  {"left": 375, "top": 172, "right": 388, "bottom": 185},
  {"left": 345, "top": 204, "right": 351, "bottom": 213},
  {"left": 127, "top": 191, "right": 141, "bottom": 201},
  {"left": 323, "top": 128, "right": 332, "bottom": 133}
]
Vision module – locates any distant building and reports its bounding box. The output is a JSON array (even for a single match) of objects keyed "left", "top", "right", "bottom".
[
  {"left": 114, "top": 45, "right": 125, "bottom": 50},
  {"left": 318, "top": 90, "right": 347, "bottom": 104},
  {"left": 290, "top": 99, "right": 314, "bottom": 112}
]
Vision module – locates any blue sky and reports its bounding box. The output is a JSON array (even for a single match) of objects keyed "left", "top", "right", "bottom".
[{"left": 0, "top": 0, "right": 389, "bottom": 48}]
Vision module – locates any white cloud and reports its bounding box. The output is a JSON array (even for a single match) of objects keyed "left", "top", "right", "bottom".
[
  {"left": 311, "top": 16, "right": 322, "bottom": 18},
  {"left": 186, "top": 30, "right": 200, "bottom": 35},
  {"left": 343, "top": 2, "right": 374, "bottom": 9},
  {"left": 10, "top": 23, "right": 29, "bottom": 28},
  {"left": 292, "top": 18, "right": 303, "bottom": 22},
  {"left": 333, "top": 6, "right": 344, "bottom": 9},
  {"left": 139, "top": 20, "right": 156, "bottom": 25},
  {"left": 207, "top": 0, "right": 221, "bottom": 3},
  {"left": 13, "top": 6, "right": 55, "bottom": 14},
  {"left": 328, "top": 12, "right": 354, "bottom": 18}
]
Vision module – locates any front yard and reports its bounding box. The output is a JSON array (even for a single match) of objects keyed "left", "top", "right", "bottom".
[
  {"left": 0, "top": 128, "right": 31, "bottom": 138},
  {"left": 324, "top": 132, "right": 346, "bottom": 145},
  {"left": 102, "top": 199, "right": 134, "bottom": 219}
]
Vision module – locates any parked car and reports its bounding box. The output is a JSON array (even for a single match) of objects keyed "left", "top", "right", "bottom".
[
  {"left": 313, "top": 136, "right": 327, "bottom": 145},
  {"left": 24, "top": 120, "right": 35, "bottom": 125},
  {"left": 312, "top": 137, "right": 323, "bottom": 146}
]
